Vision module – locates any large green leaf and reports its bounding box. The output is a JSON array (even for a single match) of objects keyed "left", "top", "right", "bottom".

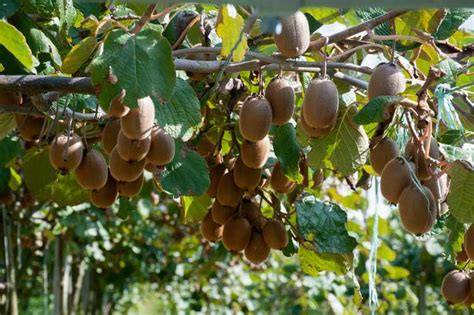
[
  {"left": 0, "top": 114, "right": 17, "bottom": 140},
  {"left": 62, "top": 36, "right": 98, "bottom": 74},
  {"left": 395, "top": 10, "right": 444, "bottom": 46},
  {"left": 352, "top": 96, "right": 403, "bottom": 125},
  {"left": 447, "top": 162, "right": 474, "bottom": 223},
  {"left": 91, "top": 24, "right": 176, "bottom": 109},
  {"left": 302, "top": 8, "right": 343, "bottom": 24},
  {"left": 273, "top": 123, "right": 302, "bottom": 183},
  {"left": 0, "top": 0, "right": 20, "bottom": 18},
  {"left": 153, "top": 78, "right": 202, "bottom": 141},
  {"left": 0, "top": 167, "right": 11, "bottom": 194},
  {"left": 434, "top": 9, "right": 473, "bottom": 40},
  {"left": 0, "top": 20, "right": 35, "bottom": 70},
  {"left": 51, "top": 173, "right": 90, "bottom": 207},
  {"left": 296, "top": 195, "right": 357, "bottom": 254},
  {"left": 439, "top": 143, "right": 474, "bottom": 164},
  {"left": 181, "top": 194, "right": 212, "bottom": 224},
  {"left": 0, "top": 137, "right": 22, "bottom": 166},
  {"left": 216, "top": 5, "right": 248, "bottom": 62},
  {"left": 298, "top": 246, "right": 352, "bottom": 276},
  {"left": 307, "top": 107, "right": 369, "bottom": 176}
]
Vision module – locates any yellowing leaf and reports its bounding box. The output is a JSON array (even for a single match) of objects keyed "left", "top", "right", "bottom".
[
  {"left": 301, "top": 8, "right": 341, "bottom": 23},
  {"left": 396, "top": 10, "right": 444, "bottom": 46},
  {"left": 0, "top": 20, "right": 36, "bottom": 69},
  {"left": 216, "top": 5, "right": 248, "bottom": 62},
  {"left": 61, "top": 36, "right": 98, "bottom": 74}
]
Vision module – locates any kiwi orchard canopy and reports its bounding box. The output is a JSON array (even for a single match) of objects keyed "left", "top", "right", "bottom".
[{"left": 0, "top": 1, "right": 473, "bottom": 314}]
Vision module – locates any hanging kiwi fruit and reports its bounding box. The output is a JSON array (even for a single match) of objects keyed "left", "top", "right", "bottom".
[
  {"left": 273, "top": 11, "right": 310, "bottom": 58},
  {"left": 49, "top": 133, "right": 84, "bottom": 173}
]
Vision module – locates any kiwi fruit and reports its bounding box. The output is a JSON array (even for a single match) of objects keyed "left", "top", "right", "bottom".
[
  {"left": 222, "top": 217, "right": 252, "bottom": 251},
  {"left": 120, "top": 96, "right": 155, "bottom": 140},
  {"left": 380, "top": 157, "right": 414, "bottom": 204},
  {"left": 200, "top": 211, "right": 223, "bottom": 242},
  {"left": 244, "top": 231, "right": 271, "bottom": 264},
  {"left": 302, "top": 79, "right": 339, "bottom": 128},
  {"left": 233, "top": 157, "right": 261, "bottom": 191},
  {"left": 116, "top": 130, "right": 151, "bottom": 162},
  {"left": 117, "top": 173, "right": 144, "bottom": 198},
  {"left": 20, "top": 191, "right": 35, "bottom": 208},
  {"left": 0, "top": 191, "right": 15, "bottom": 206},
  {"left": 144, "top": 162, "right": 156, "bottom": 173},
  {"left": 196, "top": 136, "right": 215, "bottom": 157},
  {"left": 211, "top": 200, "right": 235, "bottom": 225},
  {"left": 262, "top": 219, "right": 288, "bottom": 249},
  {"left": 109, "top": 147, "right": 145, "bottom": 182},
  {"left": 369, "top": 137, "right": 400, "bottom": 175},
  {"left": 299, "top": 110, "right": 335, "bottom": 138},
  {"left": 101, "top": 119, "right": 121, "bottom": 155},
  {"left": 74, "top": 150, "right": 108, "bottom": 190},
  {"left": 270, "top": 161, "right": 296, "bottom": 194},
  {"left": 0, "top": 92, "right": 22, "bottom": 105},
  {"left": 49, "top": 133, "right": 84, "bottom": 173},
  {"left": 216, "top": 171, "right": 243, "bottom": 207},
  {"left": 108, "top": 90, "right": 130, "bottom": 118},
  {"left": 207, "top": 163, "right": 226, "bottom": 198},
  {"left": 15, "top": 114, "right": 46, "bottom": 141},
  {"left": 368, "top": 63, "right": 406, "bottom": 100},
  {"left": 90, "top": 172, "right": 118, "bottom": 208},
  {"left": 457, "top": 244, "right": 469, "bottom": 263},
  {"left": 241, "top": 200, "right": 260, "bottom": 223},
  {"left": 239, "top": 97, "right": 273, "bottom": 142},
  {"left": 146, "top": 127, "right": 175, "bottom": 166},
  {"left": 423, "top": 171, "right": 449, "bottom": 216},
  {"left": 265, "top": 78, "right": 295, "bottom": 125},
  {"left": 405, "top": 137, "right": 440, "bottom": 181},
  {"left": 398, "top": 185, "right": 437, "bottom": 235},
  {"left": 464, "top": 225, "right": 474, "bottom": 261},
  {"left": 241, "top": 137, "right": 271, "bottom": 169},
  {"left": 273, "top": 11, "right": 310, "bottom": 58},
  {"left": 441, "top": 270, "right": 470, "bottom": 304}
]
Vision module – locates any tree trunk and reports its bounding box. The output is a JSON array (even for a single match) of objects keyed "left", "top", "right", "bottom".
[
  {"left": 43, "top": 241, "right": 50, "bottom": 315},
  {"left": 53, "top": 236, "right": 64, "bottom": 315},
  {"left": 2, "top": 207, "right": 18, "bottom": 315},
  {"left": 71, "top": 259, "right": 86, "bottom": 315},
  {"left": 62, "top": 253, "right": 72, "bottom": 315},
  {"left": 81, "top": 267, "right": 91, "bottom": 315}
]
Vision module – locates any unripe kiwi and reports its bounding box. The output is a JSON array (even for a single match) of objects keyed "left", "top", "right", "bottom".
[
  {"left": 216, "top": 171, "right": 243, "bottom": 207},
  {"left": 265, "top": 78, "right": 295, "bottom": 125},
  {"left": 239, "top": 97, "right": 273, "bottom": 142},
  {"left": 244, "top": 231, "right": 271, "bottom": 264},
  {"left": 369, "top": 137, "right": 400, "bottom": 175},
  {"left": 273, "top": 11, "right": 310, "bottom": 58},
  {"left": 241, "top": 137, "right": 271, "bottom": 169},
  {"left": 74, "top": 150, "right": 108, "bottom": 190},
  {"left": 464, "top": 225, "right": 474, "bottom": 261},
  {"left": 262, "top": 219, "right": 288, "bottom": 249},
  {"left": 222, "top": 217, "right": 252, "bottom": 251},
  {"left": 241, "top": 200, "right": 260, "bottom": 223},
  {"left": 207, "top": 163, "right": 226, "bottom": 198},
  {"left": 312, "top": 169, "right": 324, "bottom": 188},
  {"left": 405, "top": 137, "right": 440, "bottom": 181},
  {"left": 200, "top": 211, "right": 223, "bottom": 242},
  {"left": 108, "top": 91, "right": 130, "bottom": 118},
  {"left": 270, "top": 161, "right": 295, "bottom": 194},
  {"left": 146, "top": 127, "right": 175, "bottom": 166},
  {"left": 398, "top": 185, "right": 437, "bottom": 235},
  {"left": 380, "top": 157, "right": 414, "bottom": 204},
  {"left": 109, "top": 147, "right": 145, "bottom": 182},
  {"left": 0, "top": 92, "right": 22, "bottom": 105},
  {"left": 15, "top": 114, "right": 46, "bottom": 141},
  {"left": 196, "top": 136, "right": 215, "bottom": 157},
  {"left": 211, "top": 200, "right": 235, "bottom": 225},
  {"left": 90, "top": 172, "right": 118, "bottom": 208},
  {"left": 299, "top": 110, "right": 335, "bottom": 138},
  {"left": 120, "top": 96, "right": 155, "bottom": 140},
  {"left": 233, "top": 157, "right": 261, "bottom": 191},
  {"left": 368, "top": 63, "right": 406, "bottom": 100},
  {"left": 101, "top": 119, "right": 121, "bottom": 155},
  {"left": 49, "top": 133, "right": 84, "bottom": 173},
  {"left": 302, "top": 79, "right": 339, "bottom": 128},
  {"left": 116, "top": 130, "right": 151, "bottom": 162},
  {"left": 117, "top": 173, "right": 144, "bottom": 198},
  {"left": 441, "top": 270, "right": 471, "bottom": 304}
]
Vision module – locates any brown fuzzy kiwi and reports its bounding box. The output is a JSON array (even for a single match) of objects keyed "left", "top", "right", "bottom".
[
  {"left": 49, "top": 133, "right": 84, "bottom": 173},
  {"left": 200, "top": 211, "right": 223, "bottom": 242},
  {"left": 0, "top": 191, "right": 15, "bottom": 206},
  {"left": 222, "top": 217, "right": 252, "bottom": 251},
  {"left": 241, "top": 137, "right": 271, "bottom": 169},
  {"left": 15, "top": 114, "right": 46, "bottom": 141},
  {"left": 239, "top": 97, "right": 273, "bottom": 142},
  {"left": 262, "top": 219, "right": 288, "bottom": 249},
  {"left": 405, "top": 137, "right": 440, "bottom": 181},
  {"left": 211, "top": 200, "right": 235, "bottom": 225},
  {"left": 216, "top": 171, "right": 243, "bottom": 207},
  {"left": 265, "top": 78, "right": 295, "bottom": 125},
  {"left": 244, "top": 231, "right": 271, "bottom": 264},
  {"left": 423, "top": 171, "right": 449, "bottom": 215},
  {"left": 380, "top": 157, "right": 414, "bottom": 204},
  {"left": 368, "top": 63, "right": 406, "bottom": 100},
  {"left": 302, "top": 79, "right": 339, "bottom": 128},
  {"left": 207, "top": 163, "right": 226, "bottom": 198},
  {"left": 471, "top": 273, "right": 474, "bottom": 298},
  {"left": 464, "top": 225, "right": 474, "bottom": 261},
  {"left": 299, "top": 110, "right": 335, "bottom": 138},
  {"left": 75, "top": 150, "right": 108, "bottom": 190},
  {"left": 101, "top": 119, "right": 121, "bottom": 155},
  {"left": 273, "top": 11, "right": 310, "bottom": 58},
  {"left": 144, "top": 163, "right": 156, "bottom": 173},
  {"left": 109, "top": 147, "right": 145, "bottom": 182},
  {"left": 398, "top": 185, "right": 437, "bottom": 235},
  {"left": 90, "top": 172, "right": 118, "bottom": 208},
  {"left": 108, "top": 90, "right": 130, "bottom": 118},
  {"left": 233, "top": 157, "right": 261, "bottom": 191},
  {"left": 369, "top": 137, "right": 400, "bottom": 175},
  {"left": 457, "top": 244, "right": 469, "bottom": 263},
  {"left": 270, "top": 161, "right": 296, "bottom": 194},
  {"left": 224, "top": 156, "right": 237, "bottom": 171},
  {"left": 0, "top": 92, "right": 22, "bottom": 105},
  {"left": 120, "top": 96, "right": 155, "bottom": 140},
  {"left": 441, "top": 270, "right": 470, "bottom": 304},
  {"left": 196, "top": 136, "right": 215, "bottom": 157},
  {"left": 117, "top": 173, "right": 144, "bottom": 198},
  {"left": 312, "top": 169, "right": 324, "bottom": 188},
  {"left": 146, "top": 127, "right": 175, "bottom": 166},
  {"left": 116, "top": 130, "right": 151, "bottom": 162},
  {"left": 241, "top": 200, "right": 260, "bottom": 223}
]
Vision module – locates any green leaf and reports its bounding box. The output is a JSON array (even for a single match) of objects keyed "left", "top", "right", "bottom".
[
  {"left": 273, "top": 123, "right": 302, "bottom": 183},
  {"left": 0, "top": 114, "right": 17, "bottom": 140},
  {"left": 58, "top": 0, "right": 77, "bottom": 38},
  {"left": 302, "top": 8, "right": 342, "bottom": 24},
  {"left": 447, "top": 162, "right": 474, "bottom": 223},
  {"left": 437, "top": 58, "right": 463, "bottom": 83},
  {"left": 0, "top": 137, "right": 22, "bottom": 166},
  {"left": 62, "top": 36, "right": 98, "bottom": 74},
  {"left": 296, "top": 195, "right": 357, "bottom": 254},
  {"left": 0, "top": 167, "right": 11, "bottom": 194},
  {"left": 439, "top": 143, "right": 474, "bottom": 164},
  {"left": 8, "top": 167, "right": 21, "bottom": 191},
  {"left": 0, "top": 0, "right": 20, "bottom": 18},
  {"left": 0, "top": 20, "right": 35, "bottom": 70},
  {"left": 439, "top": 129, "right": 464, "bottom": 145},
  {"left": 383, "top": 265, "right": 410, "bottom": 280},
  {"left": 153, "top": 78, "right": 202, "bottom": 141},
  {"left": 396, "top": 10, "right": 444, "bottom": 47},
  {"left": 444, "top": 215, "right": 465, "bottom": 262},
  {"left": 181, "top": 194, "right": 212, "bottom": 224},
  {"left": 434, "top": 9, "right": 473, "bottom": 40},
  {"left": 159, "top": 140, "right": 210, "bottom": 197},
  {"left": 23, "top": 0, "right": 56, "bottom": 18},
  {"left": 353, "top": 96, "right": 403, "bottom": 125},
  {"left": 51, "top": 173, "right": 90, "bottom": 207},
  {"left": 308, "top": 107, "right": 369, "bottom": 176},
  {"left": 26, "top": 28, "right": 62, "bottom": 67},
  {"left": 298, "top": 246, "right": 352, "bottom": 276},
  {"left": 216, "top": 5, "right": 248, "bottom": 62},
  {"left": 22, "top": 147, "right": 57, "bottom": 202},
  {"left": 91, "top": 25, "right": 176, "bottom": 109}
]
